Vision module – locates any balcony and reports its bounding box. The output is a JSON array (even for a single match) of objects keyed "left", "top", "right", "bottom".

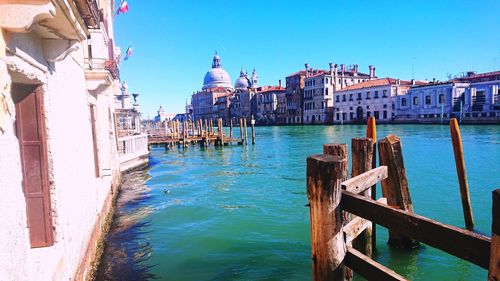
[
  {"left": 117, "top": 134, "right": 149, "bottom": 172},
  {"left": 74, "top": 0, "right": 103, "bottom": 28}
]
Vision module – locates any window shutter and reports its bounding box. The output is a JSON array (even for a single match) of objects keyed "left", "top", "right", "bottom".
[{"left": 15, "top": 85, "right": 54, "bottom": 247}]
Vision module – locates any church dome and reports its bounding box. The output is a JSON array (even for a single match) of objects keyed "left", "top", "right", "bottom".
[
  {"left": 235, "top": 69, "right": 250, "bottom": 90},
  {"left": 202, "top": 52, "right": 233, "bottom": 90}
]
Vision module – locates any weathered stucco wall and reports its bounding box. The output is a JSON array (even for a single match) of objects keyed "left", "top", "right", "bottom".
[{"left": 0, "top": 23, "right": 121, "bottom": 281}]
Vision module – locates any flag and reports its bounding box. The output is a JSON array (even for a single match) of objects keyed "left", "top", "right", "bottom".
[
  {"left": 124, "top": 44, "right": 133, "bottom": 61},
  {"left": 116, "top": 0, "right": 129, "bottom": 15}
]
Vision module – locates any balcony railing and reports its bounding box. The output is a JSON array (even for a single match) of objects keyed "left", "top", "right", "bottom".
[
  {"left": 105, "top": 59, "right": 120, "bottom": 79},
  {"left": 74, "top": 0, "right": 103, "bottom": 28}
]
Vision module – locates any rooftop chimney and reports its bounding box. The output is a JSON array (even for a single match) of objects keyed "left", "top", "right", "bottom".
[
  {"left": 279, "top": 79, "right": 282, "bottom": 88},
  {"left": 354, "top": 64, "right": 359, "bottom": 75},
  {"left": 334, "top": 64, "right": 338, "bottom": 77},
  {"left": 411, "top": 79, "right": 415, "bottom": 85},
  {"left": 432, "top": 78, "right": 436, "bottom": 83},
  {"left": 396, "top": 79, "right": 400, "bottom": 85},
  {"left": 369, "top": 65, "right": 374, "bottom": 78},
  {"left": 329, "top": 63, "right": 334, "bottom": 75},
  {"left": 341, "top": 64, "right": 345, "bottom": 77},
  {"left": 305, "top": 63, "right": 310, "bottom": 77}
]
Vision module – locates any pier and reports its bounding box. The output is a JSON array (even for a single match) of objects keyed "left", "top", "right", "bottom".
[{"left": 144, "top": 117, "right": 255, "bottom": 148}]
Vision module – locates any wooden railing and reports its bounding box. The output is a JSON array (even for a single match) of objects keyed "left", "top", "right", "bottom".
[{"left": 306, "top": 123, "right": 499, "bottom": 280}]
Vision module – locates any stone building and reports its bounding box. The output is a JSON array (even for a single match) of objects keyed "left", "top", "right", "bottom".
[
  {"left": 395, "top": 71, "right": 500, "bottom": 123},
  {"left": 254, "top": 84, "right": 285, "bottom": 125},
  {"left": 334, "top": 78, "right": 416, "bottom": 124},
  {"left": 0, "top": 0, "right": 134, "bottom": 280},
  {"left": 286, "top": 63, "right": 375, "bottom": 125}
]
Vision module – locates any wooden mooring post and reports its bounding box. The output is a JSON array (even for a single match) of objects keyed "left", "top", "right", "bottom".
[
  {"left": 244, "top": 118, "right": 248, "bottom": 145},
  {"left": 366, "top": 117, "right": 377, "bottom": 250},
  {"left": 251, "top": 115, "right": 255, "bottom": 145},
  {"left": 351, "top": 138, "right": 374, "bottom": 257},
  {"left": 490, "top": 189, "right": 500, "bottom": 280},
  {"left": 307, "top": 153, "right": 348, "bottom": 281},
  {"left": 229, "top": 119, "right": 233, "bottom": 139},
  {"left": 450, "top": 118, "right": 474, "bottom": 230},
  {"left": 239, "top": 118, "right": 243, "bottom": 144},
  {"left": 378, "top": 134, "right": 419, "bottom": 249}
]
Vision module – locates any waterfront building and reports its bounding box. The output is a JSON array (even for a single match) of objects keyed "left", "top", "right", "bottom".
[
  {"left": 276, "top": 90, "right": 287, "bottom": 124},
  {"left": 395, "top": 71, "right": 500, "bottom": 123},
  {"left": 254, "top": 84, "right": 285, "bottom": 125},
  {"left": 334, "top": 78, "right": 416, "bottom": 124},
  {"left": 284, "top": 69, "right": 307, "bottom": 124},
  {"left": 0, "top": 0, "right": 149, "bottom": 280},
  {"left": 286, "top": 63, "right": 375, "bottom": 125}
]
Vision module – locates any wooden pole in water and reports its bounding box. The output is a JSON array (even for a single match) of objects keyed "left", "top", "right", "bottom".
[
  {"left": 220, "top": 118, "right": 225, "bottom": 145},
  {"left": 366, "top": 117, "right": 377, "bottom": 251},
  {"left": 239, "top": 118, "right": 243, "bottom": 142},
  {"left": 351, "top": 138, "right": 374, "bottom": 257},
  {"left": 450, "top": 118, "right": 474, "bottom": 230},
  {"left": 307, "top": 153, "right": 348, "bottom": 281},
  {"left": 322, "top": 143, "right": 350, "bottom": 279},
  {"left": 378, "top": 134, "right": 419, "bottom": 249},
  {"left": 251, "top": 115, "right": 255, "bottom": 145},
  {"left": 489, "top": 189, "right": 500, "bottom": 280},
  {"left": 244, "top": 118, "right": 248, "bottom": 145},
  {"left": 229, "top": 119, "right": 233, "bottom": 139}
]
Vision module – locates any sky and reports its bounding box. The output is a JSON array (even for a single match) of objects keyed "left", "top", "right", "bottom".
[{"left": 113, "top": 0, "right": 500, "bottom": 117}]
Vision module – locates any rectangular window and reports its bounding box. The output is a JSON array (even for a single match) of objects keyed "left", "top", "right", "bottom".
[
  {"left": 366, "top": 91, "right": 371, "bottom": 99},
  {"left": 336, "top": 95, "right": 339, "bottom": 102},
  {"left": 350, "top": 112, "right": 354, "bottom": 120},
  {"left": 374, "top": 91, "right": 379, "bottom": 98},
  {"left": 367, "top": 111, "right": 371, "bottom": 117},
  {"left": 342, "top": 95, "right": 346, "bottom": 102},
  {"left": 13, "top": 84, "right": 54, "bottom": 247},
  {"left": 383, "top": 110, "right": 387, "bottom": 119},
  {"left": 383, "top": 90, "right": 388, "bottom": 97},
  {"left": 374, "top": 111, "right": 379, "bottom": 119},
  {"left": 336, "top": 113, "right": 340, "bottom": 120}
]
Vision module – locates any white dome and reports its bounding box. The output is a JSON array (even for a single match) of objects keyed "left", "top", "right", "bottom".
[
  {"left": 203, "top": 68, "right": 232, "bottom": 90},
  {"left": 202, "top": 52, "right": 233, "bottom": 90},
  {"left": 235, "top": 70, "right": 250, "bottom": 90}
]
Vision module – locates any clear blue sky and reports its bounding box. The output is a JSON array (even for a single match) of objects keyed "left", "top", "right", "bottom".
[{"left": 113, "top": 0, "right": 500, "bottom": 117}]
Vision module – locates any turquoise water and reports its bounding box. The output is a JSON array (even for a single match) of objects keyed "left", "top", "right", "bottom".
[{"left": 97, "top": 124, "right": 500, "bottom": 281}]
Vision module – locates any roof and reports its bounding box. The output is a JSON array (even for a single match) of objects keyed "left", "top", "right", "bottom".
[
  {"left": 457, "top": 70, "right": 500, "bottom": 83},
  {"left": 335, "top": 78, "right": 425, "bottom": 92},
  {"left": 258, "top": 86, "right": 286, "bottom": 93},
  {"left": 286, "top": 70, "right": 308, "bottom": 78}
]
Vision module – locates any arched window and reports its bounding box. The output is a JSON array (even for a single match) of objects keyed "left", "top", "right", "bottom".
[
  {"left": 439, "top": 94, "right": 445, "bottom": 104},
  {"left": 425, "top": 96, "right": 431, "bottom": 105},
  {"left": 413, "top": 96, "right": 419, "bottom": 105},
  {"left": 325, "top": 88, "right": 329, "bottom": 95}
]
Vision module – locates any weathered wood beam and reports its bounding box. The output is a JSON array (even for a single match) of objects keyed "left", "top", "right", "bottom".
[
  {"left": 344, "top": 198, "right": 387, "bottom": 245},
  {"left": 341, "top": 191, "right": 491, "bottom": 269},
  {"left": 345, "top": 247, "right": 408, "bottom": 281},
  {"left": 341, "top": 166, "right": 387, "bottom": 194}
]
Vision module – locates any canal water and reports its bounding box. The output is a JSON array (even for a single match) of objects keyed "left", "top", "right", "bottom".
[{"left": 96, "top": 124, "right": 499, "bottom": 281}]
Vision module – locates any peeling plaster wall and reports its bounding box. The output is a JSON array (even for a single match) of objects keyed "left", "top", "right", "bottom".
[{"left": 0, "top": 27, "right": 120, "bottom": 281}]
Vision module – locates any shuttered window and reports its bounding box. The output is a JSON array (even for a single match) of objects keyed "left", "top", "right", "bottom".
[
  {"left": 14, "top": 85, "right": 54, "bottom": 248},
  {"left": 89, "top": 104, "right": 100, "bottom": 177}
]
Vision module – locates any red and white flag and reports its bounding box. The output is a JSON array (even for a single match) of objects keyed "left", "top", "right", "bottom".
[{"left": 116, "top": 0, "right": 129, "bottom": 15}]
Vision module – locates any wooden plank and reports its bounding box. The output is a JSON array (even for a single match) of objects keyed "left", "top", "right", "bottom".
[
  {"left": 345, "top": 198, "right": 387, "bottom": 245},
  {"left": 307, "top": 154, "right": 348, "bottom": 281},
  {"left": 345, "top": 247, "right": 408, "bottom": 281},
  {"left": 341, "top": 166, "right": 387, "bottom": 194},
  {"left": 341, "top": 191, "right": 491, "bottom": 269},
  {"left": 450, "top": 118, "right": 474, "bottom": 230},
  {"left": 378, "top": 134, "right": 419, "bottom": 249},
  {"left": 366, "top": 117, "right": 377, "bottom": 252},
  {"left": 489, "top": 189, "right": 500, "bottom": 280}
]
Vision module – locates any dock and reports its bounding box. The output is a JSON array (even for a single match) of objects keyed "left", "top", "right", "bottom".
[{"left": 145, "top": 117, "right": 255, "bottom": 148}]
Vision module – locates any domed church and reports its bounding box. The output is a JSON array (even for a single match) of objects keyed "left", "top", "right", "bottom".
[{"left": 202, "top": 52, "right": 234, "bottom": 90}]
